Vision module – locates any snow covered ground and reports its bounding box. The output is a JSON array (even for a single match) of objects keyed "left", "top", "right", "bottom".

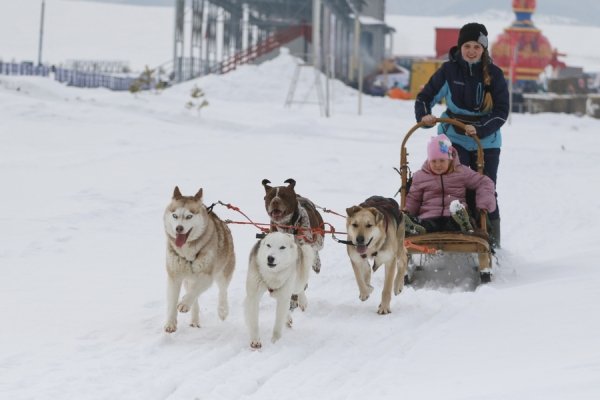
[{"left": 1, "top": 1, "right": 600, "bottom": 400}]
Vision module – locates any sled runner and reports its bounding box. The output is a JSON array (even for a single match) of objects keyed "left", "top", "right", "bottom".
[{"left": 399, "top": 118, "right": 493, "bottom": 283}]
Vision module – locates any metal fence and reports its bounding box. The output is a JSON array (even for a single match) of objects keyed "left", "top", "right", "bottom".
[
  {"left": 0, "top": 62, "right": 145, "bottom": 91},
  {"left": 0, "top": 62, "right": 51, "bottom": 77},
  {"left": 53, "top": 68, "right": 138, "bottom": 91}
]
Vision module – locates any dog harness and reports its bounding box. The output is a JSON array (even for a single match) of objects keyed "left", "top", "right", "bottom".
[{"left": 359, "top": 196, "right": 403, "bottom": 230}]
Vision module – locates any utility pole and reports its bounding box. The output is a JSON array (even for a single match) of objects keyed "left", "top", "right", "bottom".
[
  {"left": 312, "top": 0, "right": 327, "bottom": 117},
  {"left": 37, "top": 0, "right": 46, "bottom": 65},
  {"left": 348, "top": 2, "right": 362, "bottom": 115},
  {"left": 312, "top": 0, "right": 321, "bottom": 73},
  {"left": 323, "top": 5, "right": 330, "bottom": 117}
]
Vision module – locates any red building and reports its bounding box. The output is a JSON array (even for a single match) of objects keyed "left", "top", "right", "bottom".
[{"left": 435, "top": 28, "right": 459, "bottom": 59}]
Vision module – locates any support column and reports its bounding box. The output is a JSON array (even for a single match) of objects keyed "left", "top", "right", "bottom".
[
  {"left": 173, "top": 0, "right": 185, "bottom": 82},
  {"left": 38, "top": 0, "right": 46, "bottom": 66},
  {"left": 190, "top": 0, "right": 204, "bottom": 79}
]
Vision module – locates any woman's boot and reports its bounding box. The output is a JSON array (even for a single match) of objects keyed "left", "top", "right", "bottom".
[{"left": 490, "top": 218, "right": 501, "bottom": 248}]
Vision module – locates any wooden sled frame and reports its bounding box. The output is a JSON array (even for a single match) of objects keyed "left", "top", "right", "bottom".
[{"left": 399, "top": 118, "right": 492, "bottom": 282}]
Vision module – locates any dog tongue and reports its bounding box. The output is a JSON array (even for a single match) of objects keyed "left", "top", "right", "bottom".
[
  {"left": 175, "top": 233, "right": 187, "bottom": 247},
  {"left": 356, "top": 245, "right": 367, "bottom": 254}
]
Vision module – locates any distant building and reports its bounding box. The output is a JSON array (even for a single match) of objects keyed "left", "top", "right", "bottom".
[
  {"left": 357, "top": 0, "right": 395, "bottom": 73},
  {"left": 172, "top": 0, "right": 395, "bottom": 86}
]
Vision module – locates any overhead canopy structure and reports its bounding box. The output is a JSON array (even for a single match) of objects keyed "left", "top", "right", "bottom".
[{"left": 207, "top": 0, "right": 365, "bottom": 28}]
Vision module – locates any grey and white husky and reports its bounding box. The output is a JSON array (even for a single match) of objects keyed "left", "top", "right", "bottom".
[{"left": 163, "top": 186, "right": 235, "bottom": 333}]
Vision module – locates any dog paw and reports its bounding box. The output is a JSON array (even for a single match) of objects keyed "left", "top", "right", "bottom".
[
  {"left": 250, "top": 341, "right": 262, "bottom": 349},
  {"left": 298, "top": 298, "right": 307, "bottom": 312},
  {"left": 312, "top": 256, "right": 321, "bottom": 274},
  {"left": 359, "top": 286, "right": 374, "bottom": 301},
  {"left": 164, "top": 322, "right": 177, "bottom": 333},
  {"left": 296, "top": 291, "right": 308, "bottom": 311},
  {"left": 394, "top": 277, "right": 406, "bottom": 295},
  {"left": 377, "top": 304, "right": 392, "bottom": 315},
  {"left": 394, "top": 284, "right": 404, "bottom": 296},
  {"left": 271, "top": 331, "right": 282, "bottom": 343},
  {"left": 190, "top": 311, "right": 200, "bottom": 327},
  {"left": 177, "top": 303, "right": 190, "bottom": 313},
  {"left": 286, "top": 317, "right": 293, "bottom": 328},
  {"left": 218, "top": 304, "right": 229, "bottom": 321}
]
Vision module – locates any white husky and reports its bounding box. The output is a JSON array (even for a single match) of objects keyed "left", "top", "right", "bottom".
[
  {"left": 244, "top": 232, "right": 313, "bottom": 349},
  {"left": 163, "top": 186, "right": 235, "bottom": 333}
]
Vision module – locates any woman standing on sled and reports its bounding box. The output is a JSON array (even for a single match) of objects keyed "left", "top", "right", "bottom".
[{"left": 414, "top": 22, "right": 509, "bottom": 248}]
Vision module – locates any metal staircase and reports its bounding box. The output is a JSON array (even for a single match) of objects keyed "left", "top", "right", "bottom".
[{"left": 216, "top": 24, "right": 311, "bottom": 74}]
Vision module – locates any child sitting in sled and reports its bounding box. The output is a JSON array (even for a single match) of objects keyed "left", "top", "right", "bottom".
[{"left": 404, "top": 134, "right": 496, "bottom": 234}]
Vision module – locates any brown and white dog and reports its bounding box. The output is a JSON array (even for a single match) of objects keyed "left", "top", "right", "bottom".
[
  {"left": 345, "top": 196, "right": 407, "bottom": 315},
  {"left": 163, "top": 186, "right": 235, "bottom": 333},
  {"left": 262, "top": 178, "right": 324, "bottom": 273}
]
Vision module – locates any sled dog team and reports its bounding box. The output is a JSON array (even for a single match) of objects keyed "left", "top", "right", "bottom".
[{"left": 163, "top": 179, "right": 408, "bottom": 349}]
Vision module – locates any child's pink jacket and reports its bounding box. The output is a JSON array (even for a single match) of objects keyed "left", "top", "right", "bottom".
[{"left": 405, "top": 158, "right": 497, "bottom": 220}]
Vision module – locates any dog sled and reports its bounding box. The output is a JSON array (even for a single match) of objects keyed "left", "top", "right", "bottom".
[{"left": 399, "top": 118, "right": 493, "bottom": 283}]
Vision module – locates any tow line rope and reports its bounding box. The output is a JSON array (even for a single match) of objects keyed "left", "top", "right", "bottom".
[
  {"left": 211, "top": 201, "right": 270, "bottom": 234},
  {"left": 212, "top": 201, "right": 349, "bottom": 244},
  {"left": 314, "top": 204, "right": 346, "bottom": 219},
  {"left": 210, "top": 201, "right": 438, "bottom": 253},
  {"left": 314, "top": 203, "right": 438, "bottom": 252}
]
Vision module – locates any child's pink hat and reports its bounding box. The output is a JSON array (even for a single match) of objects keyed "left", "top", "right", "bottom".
[{"left": 427, "top": 134, "right": 453, "bottom": 160}]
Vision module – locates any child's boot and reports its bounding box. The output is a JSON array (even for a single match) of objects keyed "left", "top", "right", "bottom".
[
  {"left": 450, "top": 200, "right": 474, "bottom": 233},
  {"left": 404, "top": 213, "right": 426, "bottom": 235}
]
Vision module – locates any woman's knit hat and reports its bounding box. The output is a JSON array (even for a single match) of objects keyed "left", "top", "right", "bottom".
[
  {"left": 458, "top": 22, "right": 488, "bottom": 49},
  {"left": 427, "top": 134, "right": 453, "bottom": 161}
]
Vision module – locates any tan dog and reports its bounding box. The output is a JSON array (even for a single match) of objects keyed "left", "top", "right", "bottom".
[
  {"left": 345, "top": 196, "right": 407, "bottom": 315},
  {"left": 262, "top": 178, "right": 324, "bottom": 273},
  {"left": 163, "top": 186, "right": 235, "bottom": 333}
]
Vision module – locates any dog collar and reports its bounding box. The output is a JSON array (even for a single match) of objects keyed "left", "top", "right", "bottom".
[{"left": 289, "top": 208, "right": 301, "bottom": 234}]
